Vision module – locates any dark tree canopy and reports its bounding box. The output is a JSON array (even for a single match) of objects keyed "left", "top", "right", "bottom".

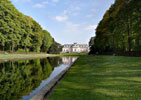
[
  {"left": 41, "top": 30, "right": 53, "bottom": 52},
  {"left": 47, "top": 39, "right": 62, "bottom": 54},
  {"left": 89, "top": 0, "right": 141, "bottom": 56}
]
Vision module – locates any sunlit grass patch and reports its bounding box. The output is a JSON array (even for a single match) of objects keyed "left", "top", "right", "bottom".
[
  {"left": 94, "top": 88, "right": 126, "bottom": 97},
  {"left": 49, "top": 55, "right": 141, "bottom": 100},
  {"left": 0, "top": 54, "right": 58, "bottom": 60}
]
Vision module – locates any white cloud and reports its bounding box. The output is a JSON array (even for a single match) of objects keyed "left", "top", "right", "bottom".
[
  {"left": 86, "top": 14, "right": 93, "bottom": 18},
  {"left": 66, "top": 5, "right": 81, "bottom": 17},
  {"left": 12, "top": 0, "right": 32, "bottom": 2},
  {"left": 33, "top": 1, "right": 48, "bottom": 8},
  {"left": 12, "top": 0, "right": 18, "bottom": 2},
  {"left": 63, "top": 10, "right": 68, "bottom": 15},
  {"left": 91, "top": 9, "right": 97, "bottom": 12},
  {"left": 71, "top": 12, "right": 80, "bottom": 16},
  {"left": 66, "top": 22, "right": 80, "bottom": 29},
  {"left": 42, "top": 1, "right": 48, "bottom": 4},
  {"left": 85, "top": 25, "right": 97, "bottom": 30},
  {"left": 52, "top": 0, "right": 59, "bottom": 3},
  {"left": 55, "top": 16, "right": 68, "bottom": 21},
  {"left": 33, "top": 4, "right": 44, "bottom": 8},
  {"left": 70, "top": 6, "right": 81, "bottom": 11}
]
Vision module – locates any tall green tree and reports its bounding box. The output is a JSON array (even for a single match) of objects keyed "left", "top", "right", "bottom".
[
  {"left": 41, "top": 30, "right": 53, "bottom": 52},
  {"left": 47, "top": 39, "right": 62, "bottom": 54},
  {"left": 90, "top": 0, "right": 141, "bottom": 55},
  {"left": 0, "top": 0, "right": 58, "bottom": 53},
  {"left": 25, "top": 16, "right": 43, "bottom": 52}
]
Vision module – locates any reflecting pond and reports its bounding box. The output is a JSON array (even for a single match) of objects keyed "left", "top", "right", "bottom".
[{"left": 0, "top": 57, "right": 77, "bottom": 100}]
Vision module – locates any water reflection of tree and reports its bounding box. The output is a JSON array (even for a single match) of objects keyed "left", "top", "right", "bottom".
[
  {"left": 47, "top": 57, "right": 61, "bottom": 68},
  {"left": 0, "top": 58, "right": 53, "bottom": 100}
]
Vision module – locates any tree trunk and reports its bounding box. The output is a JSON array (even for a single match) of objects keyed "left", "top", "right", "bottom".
[
  {"left": 2, "top": 46, "right": 4, "bottom": 51},
  {"left": 127, "top": 17, "right": 132, "bottom": 52},
  {"left": 11, "top": 45, "right": 14, "bottom": 52},
  {"left": 24, "top": 45, "right": 28, "bottom": 54}
]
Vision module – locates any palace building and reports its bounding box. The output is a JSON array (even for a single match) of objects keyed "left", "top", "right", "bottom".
[{"left": 62, "top": 43, "right": 89, "bottom": 53}]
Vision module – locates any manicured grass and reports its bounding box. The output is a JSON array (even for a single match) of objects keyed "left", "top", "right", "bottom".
[
  {"left": 0, "top": 53, "right": 87, "bottom": 60},
  {"left": 49, "top": 55, "right": 141, "bottom": 100},
  {"left": 0, "top": 54, "right": 58, "bottom": 60}
]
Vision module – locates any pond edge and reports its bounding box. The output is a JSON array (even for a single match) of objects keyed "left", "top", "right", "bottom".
[{"left": 30, "top": 58, "right": 78, "bottom": 100}]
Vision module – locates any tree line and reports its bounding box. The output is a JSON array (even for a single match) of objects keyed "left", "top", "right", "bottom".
[
  {"left": 89, "top": 0, "right": 141, "bottom": 56},
  {"left": 0, "top": 0, "right": 61, "bottom": 53}
]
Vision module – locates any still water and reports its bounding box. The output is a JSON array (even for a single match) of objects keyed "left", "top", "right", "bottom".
[{"left": 0, "top": 57, "right": 77, "bottom": 100}]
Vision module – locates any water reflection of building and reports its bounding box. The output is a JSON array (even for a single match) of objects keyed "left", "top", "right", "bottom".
[{"left": 62, "top": 57, "right": 77, "bottom": 64}]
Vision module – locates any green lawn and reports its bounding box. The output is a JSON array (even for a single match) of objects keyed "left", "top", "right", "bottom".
[
  {"left": 49, "top": 55, "right": 141, "bottom": 100},
  {"left": 0, "top": 54, "right": 58, "bottom": 60},
  {"left": 60, "top": 53, "right": 88, "bottom": 56},
  {"left": 0, "top": 53, "right": 87, "bottom": 60}
]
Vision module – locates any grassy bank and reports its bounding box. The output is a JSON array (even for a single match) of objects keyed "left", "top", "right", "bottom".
[
  {"left": 0, "top": 53, "right": 87, "bottom": 60},
  {"left": 0, "top": 53, "right": 87, "bottom": 61},
  {"left": 49, "top": 55, "right": 141, "bottom": 100},
  {"left": 0, "top": 54, "right": 58, "bottom": 60}
]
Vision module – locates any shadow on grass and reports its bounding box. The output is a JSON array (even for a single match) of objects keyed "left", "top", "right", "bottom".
[{"left": 48, "top": 55, "right": 141, "bottom": 100}]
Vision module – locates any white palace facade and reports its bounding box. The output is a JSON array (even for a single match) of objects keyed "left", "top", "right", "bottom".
[{"left": 62, "top": 43, "right": 89, "bottom": 53}]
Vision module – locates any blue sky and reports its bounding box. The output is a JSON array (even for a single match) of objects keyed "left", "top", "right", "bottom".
[{"left": 10, "top": 0, "right": 115, "bottom": 45}]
